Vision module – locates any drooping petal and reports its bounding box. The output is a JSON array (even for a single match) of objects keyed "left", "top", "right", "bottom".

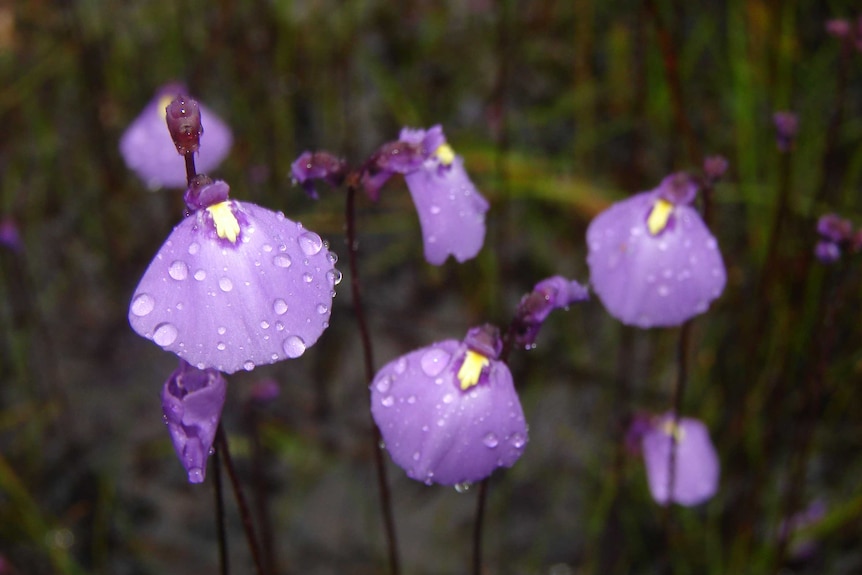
[
  {"left": 129, "top": 201, "right": 337, "bottom": 373},
  {"left": 120, "top": 84, "right": 232, "bottom": 190},
  {"left": 161, "top": 361, "right": 227, "bottom": 483},
  {"left": 586, "top": 188, "right": 726, "bottom": 328},
  {"left": 370, "top": 339, "right": 527, "bottom": 486},
  {"left": 641, "top": 414, "right": 719, "bottom": 506}
]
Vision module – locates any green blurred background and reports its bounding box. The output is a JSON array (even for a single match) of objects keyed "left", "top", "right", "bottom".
[{"left": 1, "top": 0, "right": 861, "bottom": 573}]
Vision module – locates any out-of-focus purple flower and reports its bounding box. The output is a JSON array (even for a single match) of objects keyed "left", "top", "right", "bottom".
[
  {"left": 370, "top": 324, "right": 527, "bottom": 486},
  {"left": 290, "top": 151, "right": 348, "bottom": 199},
  {"left": 129, "top": 178, "right": 339, "bottom": 374},
  {"left": 120, "top": 84, "right": 232, "bottom": 190},
  {"left": 586, "top": 173, "right": 726, "bottom": 328},
  {"left": 641, "top": 413, "right": 719, "bottom": 506},
  {"left": 248, "top": 378, "right": 280, "bottom": 404},
  {"left": 825, "top": 18, "right": 852, "bottom": 38},
  {"left": 702, "top": 155, "right": 729, "bottom": 182},
  {"left": 817, "top": 213, "right": 853, "bottom": 243},
  {"left": 399, "top": 126, "right": 489, "bottom": 265},
  {"left": 0, "top": 217, "right": 21, "bottom": 252},
  {"left": 815, "top": 213, "right": 859, "bottom": 264},
  {"left": 783, "top": 499, "right": 827, "bottom": 561},
  {"left": 513, "top": 276, "right": 589, "bottom": 349},
  {"left": 773, "top": 111, "right": 799, "bottom": 152},
  {"left": 162, "top": 360, "right": 227, "bottom": 483},
  {"left": 815, "top": 241, "right": 841, "bottom": 264}
]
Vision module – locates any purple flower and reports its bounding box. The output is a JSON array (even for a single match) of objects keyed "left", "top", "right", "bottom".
[
  {"left": 586, "top": 173, "right": 726, "bottom": 328},
  {"left": 815, "top": 241, "right": 841, "bottom": 264},
  {"left": 773, "top": 111, "right": 799, "bottom": 152},
  {"left": 0, "top": 217, "right": 22, "bottom": 253},
  {"left": 120, "top": 84, "right": 232, "bottom": 190},
  {"left": 513, "top": 276, "right": 589, "bottom": 349},
  {"left": 641, "top": 413, "right": 719, "bottom": 506},
  {"left": 129, "top": 179, "right": 339, "bottom": 374},
  {"left": 370, "top": 325, "right": 527, "bottom": 486},
  {"left": 399, "top": 126, "right": 490, "bottom": 265},
  {"left": 290, "top": 151, "right": 348, "bottom": 199},
  {"left": 162, "top": 360, "right": 227, "bottom": 483},
  {"left": 816, "top": 213, "right": 853, "bottom": 243}
]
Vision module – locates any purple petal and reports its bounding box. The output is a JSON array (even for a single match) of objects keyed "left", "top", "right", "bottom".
[
  {"left": 129, "top": 201, "right": 338, "bottom": 373},
  {"left": 162, "top": 362, "right": 227, "bottom": 483},
  {"left": 404, "top": 156, "right": 489, "bottom": 265},
  {"left": 586, "top": 189, "right": 726, "bottom": 328},
  {"left": 120, "top": 85, "right": 232, "bottom": 190},
  {"left": 641, "top": 414, "right": 719, "bottom": 506},
  {"left": 370, "top": 339, "right": 527, "bottom": 485}
]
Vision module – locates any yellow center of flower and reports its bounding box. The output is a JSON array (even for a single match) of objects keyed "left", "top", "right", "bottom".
[
  {"left": 456, "top": 350, "right": 490, "bottom": 390},
  {"left": 661, "top": 419, "right": 687, "bottom": 442},
  {"left": 157, "top": 94, "right": 176, "bottom": 120},
  {"left": 434, "top": 143, "right": 455, "bottom": 166},
  {"left": 207, "top": 201, "right": 240, "bottom": 243},
  {"left": 647, "top": 199, "right": 674, "bottom": 235}
]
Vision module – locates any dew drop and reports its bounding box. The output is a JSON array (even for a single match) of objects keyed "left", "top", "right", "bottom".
[
  {"left": 153, "top": 323, "right": 178, "bottom": 347},
  {"left": 273, "top": 299, "right": 288, "bottom": 315},
  {"left": 273, "top": 254, "right": 292, "bottom": 268},
  {"left": 316, "top": 303, "right": 329, "bottom": 314},
  {"left": 430, "top": 205, "right": 441, "bottom": 215},
  {"left": 299, "top": 231, "right": 323, "bottom": 256},
  {"left": 657, "top": 285, "right": 670, "bottom": 297},
  {"left": 327, "top": 252, "right": 338, "bottom": 265},
  {"left": 407, "top": 395, "right": 416, "bottom": 404},
  {"left": 375, "top": 376, "right": 392, "bottom": 393},
  {"left": 510, "top": 433, "right": 526, "bottom": 448},
  {"left": 131, "top": 293, "right": 155, "bottom": 317},
  {"left": 217, "top": 326, "right": 227, "bottom": 335},
  {"left": 483, "top": 433, "right": 499, "bottom": 448},
  {"left": 302, "top": 272, "right": 313, "bottom": 283},
  {"left": 275, "top": 321, "right": 285, "bottom": 331},
  {"left": 420, "top": 349, "right": 451, "bottom": 376},
  {"left": 454, "top": 482, "right": 471, "bottom": 494},
  {"left": 327, "top": 269, "right": 343, "bottom": 286},
  {"left": 381, "top": 395, "right": 395, "bottom": 407},
  {"left": 442, "top": 393, "right": 454, "bottom": 404},
  {"left": 394, "top": 357, "right": 407, "bottom": 374},
  {"left": 412, "top": 452, "right": 420, "bottom": 461},
  {"left": 187, "top": 468, "right": 204, "bottom": 483},
  {"left": 188, "top": 243, "right": 200, "bottom": 255},
  {"left": 194, "top": 269, "right": 206, "bottom": 281},
  {"left": 282, "top": 335, "right": 306, "bottom": 358},
  {"left": 260, "top": 320, "right": 270, "bottom": 329},
  {"left": 262, "top": 244, "right": 273, "bottom": 253},
  {"left": 243, "top": 361, "right": 255, "bottom": 371},
  {"left": 219, "top": 277, "right": 233, "bottom": 292},
  {"left": 168, "top": 261, "right": 189, "bottom": 281}
]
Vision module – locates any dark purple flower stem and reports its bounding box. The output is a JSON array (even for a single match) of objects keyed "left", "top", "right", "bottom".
[
  {"left": 215, "top": 424, "right": 267, "bottom": 575},
  {"left": 471, "top": 479, "right": 489, "bottom": 575},
  {"left": 212, "top": 446, "right": 229, "bottom": 575},
  {"left": 345, "top": 179, "right": 401, "bottom": 575}
]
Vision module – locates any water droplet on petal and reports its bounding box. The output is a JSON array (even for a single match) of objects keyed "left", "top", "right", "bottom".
[
  {"left": 194, "top": 269, "right": 206, "bottom": 281},
  {"left": 273, "top": 299, "right": 288, "bottom": 315},
  {"left": 169, "top": 260, "right": 189, "bottom": 280},
  {"left": 243, "top": 361, "right": 255, "bottom": 371},
  {"left": 219, "top": 277, "right": 233, "bottom": 292},
  {"left": 299, "top": 231, "right": 323, "bottom": 255},
  {"left": 510, "top": 433, "right": 526, "bottom": 449},
  {"left": 282, "top": 335, "right": 306, "bottom": 358},
  {"left": 412, "top": 452, "right": 420, "bottom": 461},
  {"left": 217, "top": 342, "right": 226, "bottom": 351},
  {"left": 454, "top": 482, "right": 471, "bottom": 493},
  {"left": 381, "top": 395, "right": 394, "bottom": 407},
  {"left": 260, "top": 320, "right": 270, "bottom": 330},
  {"left": 302, "top": 272, "right": 313, "bottom": 283},
  {"left": 262, "top": 244, "right": 273, "bottom": 253},
  {"left": 273, "top": 254, "right": 292, "bottom": 268},
  {"left": 407, "top": 395, "right": 416, "bottom": 404},
  {"left": 442, "top": 393, "right": 454, "bottom": 404},
  {"left": 326, "top": 269, "right": 342, "bottom": 287},
  {"left": 657, "top": 285, "right": 670, "bottom": 297},
  {"left": 275, "top": 321, "right": 284, "bottom": 331},
  {"left": 420, "top": 349, "right": 450, "bottom": 376},
  {"left": 187, "top": 467, "right": 204, "bottom": 483},
  {"left": 316, "top": 303, "right": 329, "bottom": 314},
  {"left": 375, "top": 376, "right": 392, "bottom": 393},
  {"left": 131, "top": 293, "right": 155, "bottom": 317},
  {"left": 188, "top": 243, "right": 200, "bottom": 255},
  {"left": 153, "top": 323, "right": 178, "bottom": 347},
  {"left": 217, "top": 326, "right": 227, "bottom": 335},
  {"left": 483, "top": 433, "right": 499, "bottom": 448},
  {"left": 327, "top": 252, "right": 338, "bottom": 265},
  {"left": 430, "top": 205, "right": 441, "bottom": 215}
]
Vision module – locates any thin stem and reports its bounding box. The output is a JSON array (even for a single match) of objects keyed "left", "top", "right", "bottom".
[
  {"left": 213, "top": 446, "right": 229, "bottom": 575},
  {"left": 185, "top": 154, "right": 198, "bottom": 187},
  {"left": 215, "top": 424, "right": 267, "bottom": 575},
  {"left": 471, "top": 479, "right": 489, "bottom": 575},
  {"left": 345, "top": 181, "right": 401, "bottom": 575}
]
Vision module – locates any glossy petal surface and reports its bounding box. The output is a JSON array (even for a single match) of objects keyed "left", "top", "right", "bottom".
[
  {"left": 586, "top": 190, "right": 726, "bottom": 327},
  {"left": 642, "top": 414, "right": 719, "bottom": 506},
  {"left": 120, "top": 86, "right": 232, "bottom": 189},
  {"left": 129, "top": 201, "right": 336, "bottom": 373},
  {"left": 161, "top": 363, "right": 226, "bottom": 484},
  {"left": 370, "top": 340, "right": 527, "bottom": 486}
]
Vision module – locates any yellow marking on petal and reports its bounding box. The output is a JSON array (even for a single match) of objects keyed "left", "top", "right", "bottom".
[
  {"left": 457, "top": 350, "right": 490, "bottom": 390},
  {"left": 157, "top": 94, "right": 176, "bottom": 120},
  {"left": 647, "top": 199, "right": 674, "bottom": 236},
  {"left": 434, "top": 143, "right": 455, "bottom": 166},
  {"left": 207, "top": 202, "right": 240, "bottom": 243},
  {"left": 661, "top": 420, "right": 686, "bottom": 442}
]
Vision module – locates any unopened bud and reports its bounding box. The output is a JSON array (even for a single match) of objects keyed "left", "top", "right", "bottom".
[{"left": 166, "top": 96, "right": 203, "bottom": 155}]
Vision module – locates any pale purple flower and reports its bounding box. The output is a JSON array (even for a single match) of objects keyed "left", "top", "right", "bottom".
[
  {"left": 815, "top": 241, "right": 841, "bottom": 263},
  {"left": 162, "top": 360, "right": 227, "bottom": 483},
  {"left": 129, "top": 179, "right": 339, "bottom": 374},
  {"left": 370, "top": 325, "right": 527, "bottom": 486},
  {"left": 0, "top": 217, "right": 21, "bottom": 252},
  {"left": 513, "top": 275, "right": 589, "bottom": 349},
  {"left": 586, "top": 173, "right": 726, "bottom": 328},
  {"left": 641, "top": 413, "right": 719, "bottom": 506},
  {"left": 399, "top": 126, "right": 489, "bottom": 265},
  {"left": 817, "top": 213, "right": 853, "bottom": 243},
  {"left": 120, "top": 84, "right": 232, "bottom": 190}
]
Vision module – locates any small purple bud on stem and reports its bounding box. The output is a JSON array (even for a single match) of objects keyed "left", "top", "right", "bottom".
[
  {"left": 773, "top": 111, "right": 798, "bottom": 152},
  {"left": 703, "top": 155, "right": 729, "bottom": 182},
  {"left": 166, "top": 96, "right": 203, "bottom": 156}
]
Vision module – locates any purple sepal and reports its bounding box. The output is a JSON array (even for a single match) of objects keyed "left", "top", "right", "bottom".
[
  {"left": 162, "top": 361, "right": 227, "bottom": 483},
  {"left": 370, "top": 329, "right": 527, "bottom": 486},
  {"left": 586, "top": 177, "right": 726, "bottom": 328},
  {"left": 290, "top": 151, "right": 348, "bottom": 199},
  {"left": 513, "top": 276, "right": 589, "bottom": 348},
  {"left": 129, "top": 189, "right": 338, "bottom": 374},
  {"left": 120, "top": 83, "right": 232, "bottom": 190},
  {"left": 184, "top": 177, "right": 229, "bottom": 211},
  {"left": 641, "top": 413, "right": 719, "bottom": 507}
]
